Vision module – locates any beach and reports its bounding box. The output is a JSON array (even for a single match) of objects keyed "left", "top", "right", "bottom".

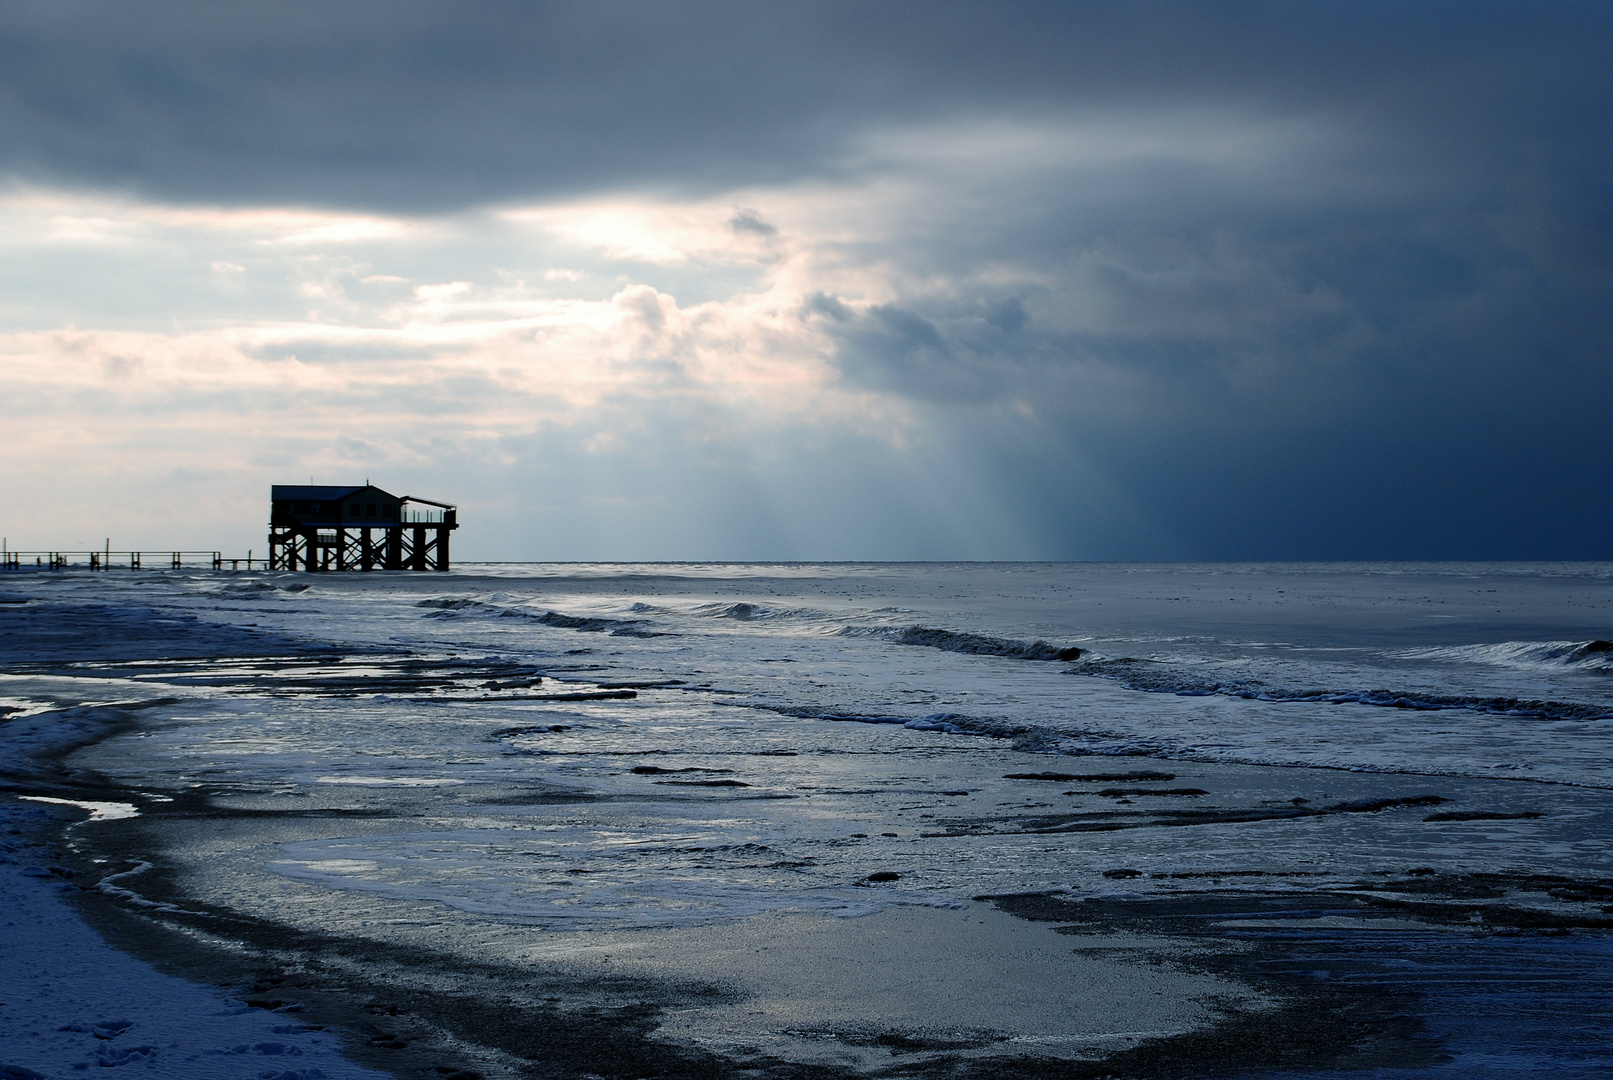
[{"left": 4, "top": 563, "right": 1613, "bottom": 1078}]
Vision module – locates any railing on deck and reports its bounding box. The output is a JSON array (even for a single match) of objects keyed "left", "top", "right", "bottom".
[
  {"left": 399, "top": 497, "right": 456, "bottom": 525},
  {"left": 0, "top": 549, "right": 248, "bottom": 571}
]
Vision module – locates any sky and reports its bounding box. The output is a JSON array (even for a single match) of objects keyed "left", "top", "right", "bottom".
[{"left": 2, "top": 1, "right": 1610, "bottom": 561}]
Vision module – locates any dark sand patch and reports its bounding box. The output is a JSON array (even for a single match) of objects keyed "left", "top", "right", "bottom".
[{"left": 982, "top": 884, "right": 1613, "bottom": 1077}]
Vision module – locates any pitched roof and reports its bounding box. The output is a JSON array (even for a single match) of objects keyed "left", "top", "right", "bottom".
[{"left": 271, "top": 484, "right": 397, "bottom": 501}]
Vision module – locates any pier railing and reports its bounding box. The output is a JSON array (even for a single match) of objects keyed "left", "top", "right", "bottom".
[{"left": 0, "top": 549, "right": 250, "bottom": 571}]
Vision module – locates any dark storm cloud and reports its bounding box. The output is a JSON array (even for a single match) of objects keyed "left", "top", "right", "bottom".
[
  {"left": 4, "top": 0, "right": 1612, "bottom": 559},
  {"left": 0, "top": 1, "right": 1607, "bottom": 209},
  {"left": 811, "top": 185, "right": 1613, "bottom": 557}
]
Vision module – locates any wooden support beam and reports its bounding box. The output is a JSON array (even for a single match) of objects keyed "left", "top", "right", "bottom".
[{"left": 405, "top": 525, "right": 421, "bottom": 570}]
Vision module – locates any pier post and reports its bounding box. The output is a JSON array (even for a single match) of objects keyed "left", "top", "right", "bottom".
[
  {"left": 435, "top": 526, "right": 450, "bottom": 571},
  {"left": 410, "top": 526, "right": 426, "bottom": 570}
]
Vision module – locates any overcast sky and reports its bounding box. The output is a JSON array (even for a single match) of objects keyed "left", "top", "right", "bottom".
[{"left": 2, "top": 1, "right": 1610, "bottom": 559}]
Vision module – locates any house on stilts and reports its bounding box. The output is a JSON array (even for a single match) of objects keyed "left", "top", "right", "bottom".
[{"left": 268, "top": 484, "right": 458, "bottom": 571}]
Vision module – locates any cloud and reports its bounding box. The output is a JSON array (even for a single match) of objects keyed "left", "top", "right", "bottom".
[
  {"left": 730, "top": 209, "right": 778, "bottom": 238},
  {"left": 1, "top": 4, "right": 1611, "bottom": 557},
  {"left": 0, "top": 2, "right": 1605, "bottom": 210}
]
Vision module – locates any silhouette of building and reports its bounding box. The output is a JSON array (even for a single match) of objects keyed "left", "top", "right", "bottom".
[{"left": 268, "top": 484, "right": 457, "bottom": 570}]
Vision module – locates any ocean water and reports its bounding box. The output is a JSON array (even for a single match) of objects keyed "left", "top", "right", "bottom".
[
  {"left": 6, "top": 561, "right": 1613, "bottom": 1076},
  {"left": 15, "top": 559, "right": 1613, "bottom": 919}
]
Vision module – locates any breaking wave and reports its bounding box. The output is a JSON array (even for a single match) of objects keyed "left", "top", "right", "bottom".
[
  {"left": 843, "top": 624, "right": 1081, "bottom": 662},
  {"left": 1398, "top": 640, "right": 1613, "bottom": 672},
  {"left": 416, "top": 598, "right": 663, "bottom": 637},
  {"left": 208, "top": 579, "right": 309, "bottom": 597},
  {"left": 529, "top": 610, "right": 661, "bottom": 637},
  {"left": 742, "top": 703, "right": 1094, "bottom": 754},
  {"left": 703, "top": 602, "right": 779, "bottom": 620},
  {"left": 1070, "top": 656, "right": 1613, "bottom": 723}
]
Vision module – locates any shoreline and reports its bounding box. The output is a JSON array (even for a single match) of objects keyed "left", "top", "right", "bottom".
[
  {"left": 25, "top": 786, "right": 1357, "bottom": 1080},
  {"left": 16, "top": 715, "right": 1613, "bottom": 1079},
  {"left": 0, "top": 698, "right": 1384, "bottom": 1079},
  {"left": 5, "top": 572, "right": 1613, "bottom": 1078},
  {"left": 0, "top": 598, "right": 395, "bottom": 1079},
  {"left": 33, "top": 747, "right": 1243, "bottom": 1079},
  {"left": 44, "top": 777, "right": 1613, "bottom": 1080},
  {"left": 1, "top": 782, "right": 393, "bottom": 1080}
]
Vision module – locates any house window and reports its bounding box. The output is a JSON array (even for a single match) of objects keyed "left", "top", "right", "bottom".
[{"left": 367, "top": 504, "right": 377, "bottom": 517}]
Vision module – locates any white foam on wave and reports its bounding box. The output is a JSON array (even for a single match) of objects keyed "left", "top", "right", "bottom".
[
  {"left": 838, "top": 624, "right": 1082, "bottom": 661},
  {"left": 18, "top": 795, "right": 139, "bottom": 821},
  {"left": 1399, "top": 640, "right": 1613, "bottom": 672},
  {"left": 0, "top": 694, "right": 64, "bottom": 719}
]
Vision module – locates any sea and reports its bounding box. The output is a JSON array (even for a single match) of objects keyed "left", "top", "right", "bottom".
[{"left": 4, "top": 561, "right": 1613, "bottom": 1078}]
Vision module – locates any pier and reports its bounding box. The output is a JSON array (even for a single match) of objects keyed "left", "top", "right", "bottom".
[
  {"left": 267, "top": 484, "right": 457, "bottom": 571},
  {"left": 2, "top": 483, "right": 461, "bottom": 573},
  {"left": 0, "top": 546, "right": 234, "bottom": 570}
]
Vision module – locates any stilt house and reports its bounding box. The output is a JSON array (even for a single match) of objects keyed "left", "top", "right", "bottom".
[{"left": 268, "top": 484, "right": 457, "bottom": 571}]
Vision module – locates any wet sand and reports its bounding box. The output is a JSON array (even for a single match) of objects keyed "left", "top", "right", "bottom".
[{"left": 13, "top": 715, "right": 1610, "bottom": 1080}]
